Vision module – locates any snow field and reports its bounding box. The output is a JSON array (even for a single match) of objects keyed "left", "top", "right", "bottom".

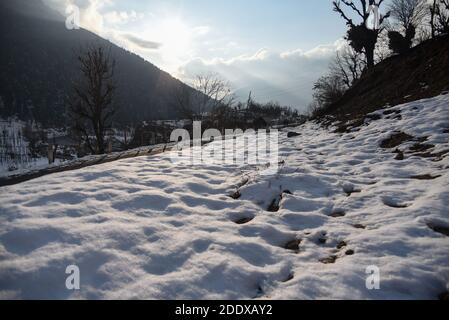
[{"left": 0, "top": 94, "right": 448, "bottom": 299}]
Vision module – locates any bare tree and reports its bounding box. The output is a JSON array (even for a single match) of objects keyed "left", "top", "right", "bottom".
[
  {"left": 389, "top": 0, "right": 427, "bottom": 31},
  {"left": 312, "top": 75, "right": 346, "bottom": 110},
  {"left": 173, "top": 73, "right": 234, "bottom": 122},
  {"left": 333, "top": 0, "right": 390, "bottom": 68},
  {"left": 387, "top": 0, "right": 428, "bottom": 53},
  {"left": 69, "top": 46, "right": 117, "bottom": 155},
  {"left": 193, "top": 73, "right": 234, "bottom": 117},
  {"left": 172, "top": 84, "right": 195, "bottom": 121},
  {"left": 330, "top": 46, "right": 366, "bottom": 88},
  {"left": 430, "top": 0, "right": 449, "bottom": 37}
]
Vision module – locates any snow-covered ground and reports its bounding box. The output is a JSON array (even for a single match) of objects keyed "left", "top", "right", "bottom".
[{"left": 0, "top": 94, "right": 448, "bottom": 300}]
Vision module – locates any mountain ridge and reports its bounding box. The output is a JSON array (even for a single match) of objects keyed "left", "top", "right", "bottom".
[{"left": 0, "top": 0, "right": 195, "bottom": 126}]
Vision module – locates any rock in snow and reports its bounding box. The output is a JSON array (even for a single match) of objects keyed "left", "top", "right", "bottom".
[{"left": 0, "top": 94, "right": 449, "bottom": 299}]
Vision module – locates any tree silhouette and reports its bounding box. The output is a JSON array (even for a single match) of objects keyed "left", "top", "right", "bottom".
[
  {"left": 388, "top": 0, "right": 427, "bottom": 54},
  {"left": 389, "top": 0, "right": 427, "bottom": 32},
  {"left": 69, "top": 46, "right": 117, "bottom": 155},
  {"left": 333, "top": 0, "right": 390, "bottom": 68},
  {"left": 330, "top": 46, "right": 366, "bottom": 88},
  {"left": 430, "top": 0, "right": 449, "bottom": 37},
  {"left": 173, "top": 73, "right": 234, "bottom": 122}
]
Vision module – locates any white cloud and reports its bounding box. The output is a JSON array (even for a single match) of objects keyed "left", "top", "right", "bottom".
[
  {"left": 178, "top": 40, "right": 346, "bottom": 112},
  {"left": 192, "top": 26, "right": 211, "bottom": 37},
  {"left": 43, "top": 0, "right": 346, "bottom": 111},
  {"left": 104, "top": 10, "right": 145, "bottom": 25},
  {"left": 119, "top": 33, "right": 161, "bottom": 50}
]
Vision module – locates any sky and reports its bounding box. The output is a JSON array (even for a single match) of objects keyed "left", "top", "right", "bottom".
[{"left": 44, "top": 0, "right": 373, "bottom": 111}]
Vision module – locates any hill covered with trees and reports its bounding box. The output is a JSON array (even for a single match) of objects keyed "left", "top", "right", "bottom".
[{"left": 0, "top": 0, "right": 197, "bottom": 126}]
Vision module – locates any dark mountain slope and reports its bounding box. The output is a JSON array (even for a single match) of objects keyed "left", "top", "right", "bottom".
[
  {"left": 0, "top": 0, "right": 194, "bottom": 126},
  {"left": 321, "top": 34, "right": 449, "bottom": 123}
]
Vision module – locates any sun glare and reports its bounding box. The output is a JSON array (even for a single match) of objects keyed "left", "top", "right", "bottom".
[{"left": 160, "top": 18, "right": 191, "bottom": 60}]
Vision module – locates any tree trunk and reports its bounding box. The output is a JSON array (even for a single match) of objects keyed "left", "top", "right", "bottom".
[{"left": 365, "top": 47, "right": 375, "bottom": 69}]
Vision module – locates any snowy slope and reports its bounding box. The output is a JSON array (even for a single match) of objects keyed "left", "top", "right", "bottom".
[{"left": 0, "top": 94, "right": 448, "bottom": 300}]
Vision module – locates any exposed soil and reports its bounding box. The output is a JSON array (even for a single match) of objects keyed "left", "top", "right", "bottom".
[
  {"left": 409, "top": 143, "right": 435, "bottom": 153},
  {"left": 380, "top": 132, "right": 413, "bottom": 149},
  {"left": 319, "top": 256, "right": 337, "bottom": 264},
  {"left": 316, "top": 35, "right": 449, "bottom": 122}
]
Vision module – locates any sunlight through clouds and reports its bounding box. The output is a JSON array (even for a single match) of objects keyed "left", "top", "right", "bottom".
[{"left": 44, "top": 0, "right": 348, "bottom": 109}]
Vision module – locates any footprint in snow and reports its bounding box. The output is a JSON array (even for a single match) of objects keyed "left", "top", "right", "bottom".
[
  {"left": 252, "top": 285, "right": 266, "bottom": 299},
  {"left": 394, "top": 149, "right": 405, "bottom": 160},
  {"left": 315, "top": 231, "right": 328, "bottom": 245},
  {"left": 319, "top": 256, "right": 338, "bottom": 264},
  {"left": 329, "top": 210, "right": 346, "bottom": 218},
  {"left": 282, "top": 272, "right": 295, "bottom": 283},
  {"left": 410, "top": 174, "right": 442, "bottom": 180},
  {"left": 427, "top": 223, "right": 449, "bottom": 237},
  {"left": 336, "top": 241, "right": 347, "bottom": 250},
  {"left": 234, "top": 216, "right": 255, "bottom": 225},
  {"left": 343, "top": 185, "right": 362, "bottom": 197},
  {"left": 382, "top": 198, "right": 410, "bottom": 209},
  {"left": 267, "top": 190, "right": 291, "bottom": 212},
  {"left": 229, "top": 190, "right": 241, "bottom": 199},
  {"left": 287, "top": 132, "right": 300, "bottom": 138},
  {"left": 284, "top": 239, "right": 302, "bottom": 253},
  {"left": 267, "top": 197, "right": 281, "bottom": 212}
]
